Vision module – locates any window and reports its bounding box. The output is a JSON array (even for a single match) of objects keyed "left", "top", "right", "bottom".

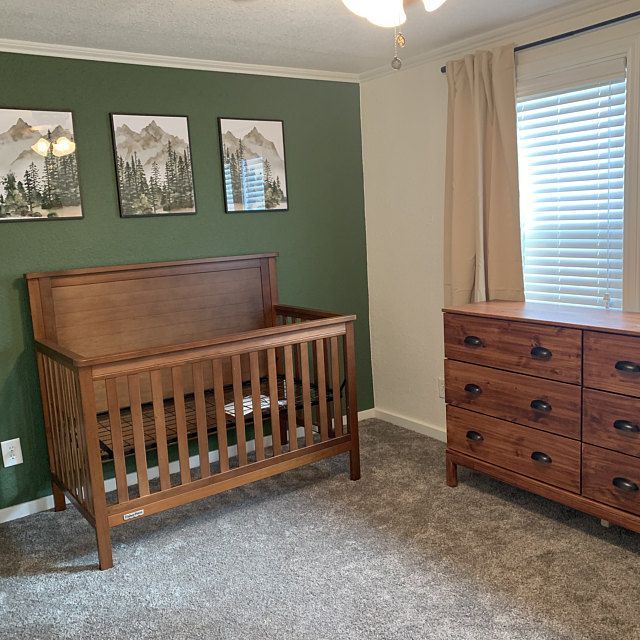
[{"left": 517, "top": 62, "right": 627, "bottom": 308}]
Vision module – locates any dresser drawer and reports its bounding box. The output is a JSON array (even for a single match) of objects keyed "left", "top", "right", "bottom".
[
  {"left": 584, "top": 331, "right": 640, "bottom": 397},
  {"left": 447, "top": 406, "right": 581, "bottom": 492},
  {"left": 444, "top": 313, "right": 582, "bottom": 383},
  {"left": 445, "top": 360, "right": 581, "bottom": 439},
  {"left": 583, "top": 389, "right": 640, "bottom": 458},
  {"left": 583, "top": 444, "right": 640, "bottom": 516}
]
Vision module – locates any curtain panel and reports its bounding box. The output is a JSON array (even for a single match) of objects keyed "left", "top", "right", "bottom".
[{"left": 444, "top": 44, "right": 524, "bottom": 305}]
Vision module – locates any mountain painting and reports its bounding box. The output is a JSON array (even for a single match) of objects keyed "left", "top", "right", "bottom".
[
  {"left": 0, "top": 109, "right": 82, "bottom": 222},
  {"left": 219, "top": 118, "right": 288, "bottom": 213},
  {"left": 111, "top": 114, "right": 196, "bottom": 217}
]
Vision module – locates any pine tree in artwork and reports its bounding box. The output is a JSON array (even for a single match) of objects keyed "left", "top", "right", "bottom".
[
  {"left": 263, "top": 158, "right": 280, "bottom": 209},
  {"left": 23, "top": 162, "right": 41, "bottom": 214},
  {"left": 183, "top": 149, "right": 194, "bottom": 207},
  {"left": 41, "top": 135, "right": 63, "bottom": 211},
  {"left": 2, "top": 172, "right": 29, "bottom": 216},
  {"left": 162, "top": 141, "right": 177, "bottom": 211},
  {"left": 123, "top": 160, "right": 135, "bottom": 214},
  {"left": 149, "top": 161, "right": 161, "bottom": 213},
  {"left": 229, "top": 151, "right": 243, "bottom": 207}
]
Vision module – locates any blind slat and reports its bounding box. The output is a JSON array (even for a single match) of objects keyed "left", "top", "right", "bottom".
[{"left": 517, "top": 72, "right": 627, "bottom": 309}]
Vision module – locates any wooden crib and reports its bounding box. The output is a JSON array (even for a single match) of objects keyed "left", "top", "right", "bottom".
[{"left": 26, "top": 253, "right": 360, "bottom": 569}]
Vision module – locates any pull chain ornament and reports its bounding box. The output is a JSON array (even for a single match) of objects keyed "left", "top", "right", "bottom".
[{"left": 391, "top": 27, "right": 405, "bottom": 70}]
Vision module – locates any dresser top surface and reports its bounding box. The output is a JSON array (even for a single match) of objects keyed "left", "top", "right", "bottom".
[{"left": 443, "top": 301, "right": 640, "bottom": 336}]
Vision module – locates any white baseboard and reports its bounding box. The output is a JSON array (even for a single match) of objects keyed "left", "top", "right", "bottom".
[
  {"left": 373, "top": 409, "right": 447, "bottom": 443},
  {"left": 0, "top": 409, "right": 375, "bottom": 524}
]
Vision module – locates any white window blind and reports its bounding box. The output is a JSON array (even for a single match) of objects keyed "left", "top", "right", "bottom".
[{"left": 517, "top": 61, "right": 627, "bottom": 309}]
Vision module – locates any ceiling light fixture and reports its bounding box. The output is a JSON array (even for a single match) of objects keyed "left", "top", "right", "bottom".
[
  {"left": 342, "top": 0, "right": 449, "bottom": 69},
  {"left": 423, "top": 0, "right": 447, "bottom": 10}
]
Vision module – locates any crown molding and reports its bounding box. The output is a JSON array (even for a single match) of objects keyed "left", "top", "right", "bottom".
[
  {"left": 359, "top": 0, "right": 638, "bottom": 82},
  {"left": 0, "top": 38, "right": 361, "bottom": 84},
  {"left": 0, "top": 0, "right": 636, "bottom": 86}
]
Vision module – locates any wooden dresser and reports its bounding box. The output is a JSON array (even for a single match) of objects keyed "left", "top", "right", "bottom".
[{"left": 444, "top": 301, "right": 640, "bottom": 532}]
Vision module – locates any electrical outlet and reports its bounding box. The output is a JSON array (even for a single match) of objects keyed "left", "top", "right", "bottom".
[
  {"left": 437, "top": 377, "right": 445, "bottom": 399},
  {"left": 1, "top": 438, "right": 23, "bottom": 467}
]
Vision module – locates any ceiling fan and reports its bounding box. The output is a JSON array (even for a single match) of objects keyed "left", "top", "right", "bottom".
[
  {"left": 342, "top": 0, "right": 448, "bottom": 68},
  {"left": 342, "top": 0, "right": 447, "bottom": 28}
]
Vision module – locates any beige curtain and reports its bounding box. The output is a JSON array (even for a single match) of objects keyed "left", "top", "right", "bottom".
[{"left": 444, "top": 44, "right": 524, "bottom": 306}]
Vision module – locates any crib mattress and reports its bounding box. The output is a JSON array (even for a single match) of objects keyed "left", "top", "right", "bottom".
[{"left": 96, "top": 375, "right": 335, "bottom": 461}]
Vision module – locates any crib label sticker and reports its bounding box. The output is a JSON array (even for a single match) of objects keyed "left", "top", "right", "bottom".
[{"left": 123, "top": 509, "right": 145, "bottom": 521}]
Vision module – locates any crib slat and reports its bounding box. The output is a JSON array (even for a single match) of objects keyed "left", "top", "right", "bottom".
[
  {"left": 324, "top": 339, "right": 333, "bottom": 437},
  {"left": 299, "top": 342, "right": 314, "bottom": 446},
  {"left": 249, "top": 352, "right": 265, "bottom": 461},
  {"left": 55, "top": 366, "right": 72, "bottom": 494},
  {"left": 171, "top": 366, "right": 191, "bottom": 485},
  {"left": 231, "top": 355, "right": 248, "bottom": 466},
  {"left": 106, "top": 378, "right": 129, "bottom": 502},
  {"left": 212, "top": 359, "right": 229, "bottom": 472},
  {"left": 42, "top": 358, "right": 61, "bottom": 480},
  {"left": 69, "top": 372, "right": 92, "bottom": 510},
  {"left": 127, "top": 374, "right": 150, "bottom": 497},
  {"left": 45, "top": 358, "right": 67, "bottom": 486},
  {"left": 150, "top": 370, "right": 171, "bottom": 491},
  {"left": 267, "top": 348, "right": 282, "bottom": 456},
  {"left": 283, "top": 344, "right": 298, "bottom": 450},
  {"left": 315, "top": 339, "right": 329, "bottom": 441},
  {"left": 52, "top": 362, "right": 74, "bottom": 491},
  {"left": 331, "top": 336, "right": 343, "bottom": 437},
  {"left": 59, "top": 366, "right": 79, "bottom": 498},
  {"left": 192, "top": 362, "right": 211, "bottom": 478}
]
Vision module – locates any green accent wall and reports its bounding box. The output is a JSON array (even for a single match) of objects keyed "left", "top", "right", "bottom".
[{"left": 0, "top": 52, "right": 372, "bottom": 511}]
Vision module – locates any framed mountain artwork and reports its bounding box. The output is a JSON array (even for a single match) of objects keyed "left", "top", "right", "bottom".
[
  {"left": 218, "top": 118, "right": 289, "bottom": 213},
  {"left": 0, "top": 108, "right": 83, "bottom": 222},
  {"left": 110, "top": 113, "right": 196, "bottom": 217}
]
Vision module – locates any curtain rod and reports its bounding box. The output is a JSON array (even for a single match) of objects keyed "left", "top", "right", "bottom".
[{"left": 439, "top": 10, "right": 640, "bottom": 74}]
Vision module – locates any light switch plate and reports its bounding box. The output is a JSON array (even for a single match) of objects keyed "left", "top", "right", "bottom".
[{"left": 1, "top": 438, "right": 23, "bottom": 467}]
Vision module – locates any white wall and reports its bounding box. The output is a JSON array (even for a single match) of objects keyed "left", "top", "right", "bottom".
[
  {"left": 361, "top": 61, "right": 448, "bottom": 435},
  {"left": 361, "top": 0, "right": 640, "bottom": 437}
]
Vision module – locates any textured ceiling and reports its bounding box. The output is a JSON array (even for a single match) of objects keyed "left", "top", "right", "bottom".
[{"left": 1, "top": 0, "right": 602, "bottom": 75}]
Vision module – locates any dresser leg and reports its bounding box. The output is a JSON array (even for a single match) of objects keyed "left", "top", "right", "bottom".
[{"left": 446, "top": 453, "right": 458, "bottom": 487}]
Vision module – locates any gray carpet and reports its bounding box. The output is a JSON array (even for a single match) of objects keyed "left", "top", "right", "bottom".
[{"left": 1, "top": 419, "right": 640, "bottom": 640}]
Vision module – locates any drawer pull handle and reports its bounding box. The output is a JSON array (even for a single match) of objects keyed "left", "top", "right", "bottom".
[
  {"left": 464, "top": 335, "right": 483, "bottom": 347},
  {"left": 464, "top": 383, "right": 482, "bottom": 395},
  {"left": 531, "top": 346, "right": 553, "bottom": 361},
  {"left": 531, "top": 451, "right": 552, "bottom": 464},
  {"left": 466, "top": 430, "right": 484, "bottom": 442},
  {"left": 613, "top": 419, "right": 640, "bottom": 434},
  {"left": 615, "top": 360, "right": 640, "bottom": 374},
  {"left": 613, "top": 477, "right": 639, "bottom": 493},
  {"left": 530, "top": 399, "right": 552, "bottom": 413}
]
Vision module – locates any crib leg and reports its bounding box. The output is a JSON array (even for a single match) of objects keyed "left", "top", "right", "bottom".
[
  {"left": 446, "top": 452, "right": 458, "bottom": 488},
  {"left": 96, "top": 522, "right": 114, "bottom": 570},
  {"left": 52, "top": 481, "right": 67, "bottom": 512}
]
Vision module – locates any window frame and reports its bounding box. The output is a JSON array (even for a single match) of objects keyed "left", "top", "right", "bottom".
[{"left": 516, "top": 21, "right": 640, "bottom": 310}]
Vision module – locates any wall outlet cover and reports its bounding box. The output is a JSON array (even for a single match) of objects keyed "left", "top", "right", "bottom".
[{"left": 1, "top": 438, "right": 23, "bottom": 467}]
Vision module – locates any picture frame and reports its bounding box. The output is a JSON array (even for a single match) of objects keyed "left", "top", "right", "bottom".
[
  {"left": 110, "top": 113, "right": 197, "bottom": 218},
  {"left": 0, "top": 107, "right": 84, "bottom": 222},
  {"left": 218, "top": 117, "right": 289, "bottom": 214}
]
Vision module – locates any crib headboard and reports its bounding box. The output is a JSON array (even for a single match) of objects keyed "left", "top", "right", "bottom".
[{"left": 26, "top": 253, "right": 279, "bottom": 358}]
